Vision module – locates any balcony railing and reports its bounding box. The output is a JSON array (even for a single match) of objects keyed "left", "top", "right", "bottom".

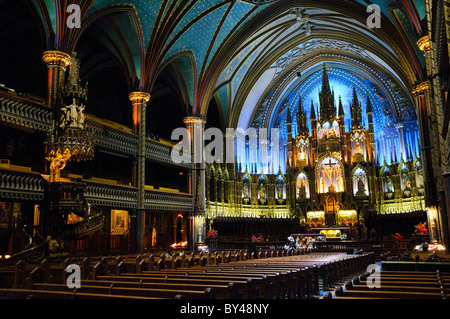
[
  {"left": 65, "top": 207, "right": 104, "bottom": 240},
  {"left": 0, "top": 92, "right": 191, "bottom": 168},
  {"left": 0, "top": 165, "right": 45, "bottom": 202},
  {"left": 0, "top": 168, "right": 193, "bottom": 212},
  {"left": 85, "top": 181, "right": 194, "bottom": 212}
]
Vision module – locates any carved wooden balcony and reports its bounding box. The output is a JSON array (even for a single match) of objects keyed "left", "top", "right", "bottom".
[
  {"left": 0, "top": 165, "right": 45, "bottom": 202},
  {"left": 0, "top": 92, "right": 191, "bottom": 169}
]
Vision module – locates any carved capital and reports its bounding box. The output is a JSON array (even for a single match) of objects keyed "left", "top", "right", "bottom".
[
  {"left": 183, "top": 116, "right": 206, "bottom": 125},
  {"left": 42, "top": 51, "right": 71, "bottom": 68},
  {"left": 128, "top": 91, "right": 150, "bottom": 104},
  {"left": 417, "top": 35, "right": 431, "bottom": 53},
  {"left": 412, "top": 81, "right": 430, "bottom": 96}
]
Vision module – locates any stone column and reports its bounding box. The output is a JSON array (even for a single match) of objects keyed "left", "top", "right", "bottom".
[
  {"left": 418, "top": 33, "right": 447, "bottom": 189},
  {"left": 183, "top": 116, "right": 206, "bottom": 249},
  {"left": 129, "top": 91, "right": 150, "bottom": 253},
  {"left": 42, "top": 51, "right": 71, "bottom": 109},
  {"left": 413, "top": 82, "right": 437, "bottom": 206},
  {"left": 42, "top": 51, "right": 72, "bottom": 181}
]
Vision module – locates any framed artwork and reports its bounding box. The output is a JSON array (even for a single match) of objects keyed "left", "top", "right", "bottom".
[{"left": 111, "top": 210, "right": 129, "bottom": 235}]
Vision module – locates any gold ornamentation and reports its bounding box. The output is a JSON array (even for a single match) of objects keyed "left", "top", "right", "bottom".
[
  {"left": 412, "top": 81, "right": 430, "bottom": 95},
  {"left": 417, "top": 35, "right": 431, "bottom": 53},
  {"left": 128, "top": 91, "right": 150, "bottom": 104},
  {"left": 183, "top": 116, "right": 206, "bottom": 125},
  {"left": 46, "top": 148, "right": 72, "bottom": 182},
  {"left": 42, "top": 51, "right": 71, "bottom": 68}
]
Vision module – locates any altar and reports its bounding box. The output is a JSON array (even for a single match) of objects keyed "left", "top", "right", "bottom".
[
  {"left": 305, "top": 210, "right": 359, "bottom": 234},
  {"left": 309, "top": 227, "right": 353, "bottom": 241}
]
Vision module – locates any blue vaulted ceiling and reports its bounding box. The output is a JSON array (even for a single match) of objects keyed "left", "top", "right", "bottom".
[{"left": 29, "top": 0, "right": 427, "bottom": 126}]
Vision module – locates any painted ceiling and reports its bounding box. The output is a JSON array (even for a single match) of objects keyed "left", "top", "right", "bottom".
[{"left": 29, "top": 0, "right": 427, "bottom": 134}]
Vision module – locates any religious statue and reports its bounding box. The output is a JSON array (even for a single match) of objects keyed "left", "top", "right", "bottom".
[
  {"left": 359, "top": 215, "right": 368, "bottom": 240},
  {"left": 337, "top": 176, "right": 344, "bottom": 192},
  {"left": 417, "top": 172, "right": 424, "bottom": 188},
  {"left": 47, "top": 149, "right": 72, "bottom": 183},
  {"left": 78, "top": 103, "right": 85, "bottom": 128},
  {"left": 259, "top": 183, "right": 266, "bottom": 199},
  {"left": 382, "top": 102, "right": 394, "bottom": 127},
  {"left": 298, "top": 184, "right": 306, "bottom": 197},
  {"left": 242, "top": 181, "right": 249, "bottom": 204},
  {"left": 385, "top": 175, "right": 393, "bottom": 192},
  {"left": 354, "top": 141, "right": 362, "bottom": 154},
  {"left": 68, "top": 53, "right": 81, "bottom": 86},
  {"left": 277, "top": 183, "right": 283, "bottom": 199},
  {"left": 402, "top": 176, "right": 411, "bottom": 190},
  {"left": 400, "top": 100, "right": 415, "bottom": 121},
  {"left": 356, "top": 178, "right": 366, "bottom": 196},
  {"left": 328, "top": 184, "right": 336, "bottom": 193},
  {"left": 319, "top": 177, "right": 325, "bottom": 193},
  {"left": 59, "top": 98, "right": 86, "bottom": 129}
]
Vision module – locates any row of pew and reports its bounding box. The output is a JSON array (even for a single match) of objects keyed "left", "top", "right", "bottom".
[
  {"left": 324, "top": 269, "right": 449, "bottom": 299},
  {"left": 0, "top": 250, "right": 375, "bottom": 299}
]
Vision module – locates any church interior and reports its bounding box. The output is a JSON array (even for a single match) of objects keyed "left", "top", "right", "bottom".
[{"left": 1, "top": 0, "right": 450, "bottom": 302}]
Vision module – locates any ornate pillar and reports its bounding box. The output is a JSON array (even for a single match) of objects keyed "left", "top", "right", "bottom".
[
  {"left": 413, "top": 80, "right": 443, "bottom": 243},
  {"left": 418, "top": 27, "right": 447, "bottom": 185},
  {"left": 42, "top": 51, "right": 72, "bottom": 181},
  {"left": 416, "top": 21, "right": 448, "bottom": 248},
  {"left": 42, "top": 51, "right": 71, "bottom": 109},
  {"left": 129, "top": 91, "right": 150, "bottom": 253},
  {"left": 446, "top": 1, "right": 450, "bottom": 62},
  {"left": 183, "top": 116, "right": 206, "bottom": 249}
]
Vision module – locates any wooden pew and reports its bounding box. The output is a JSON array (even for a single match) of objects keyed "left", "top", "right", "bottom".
[
  {"left": 0, "top": 251, "right": 372, "bottom": 299},
  {"left": 32, "top": 282, "right": 217, "bottom": 299},
  {"left": 108, "top": 271, "right": 271, "bottom": 299},
  {"left": 95, "top": 274, "right": 259, "bottom": 299},
  {"left": 0, "top": 288, "right": 165, "bottom": 299},
  {"left": 79, "top": 279, "right": 242, "bottom": 299},
  {"left": 113, "top": 252, "right": 367, "bottom": 299},
  {"left": 330, "top": 269, "right": 448, "bottom": 299}
]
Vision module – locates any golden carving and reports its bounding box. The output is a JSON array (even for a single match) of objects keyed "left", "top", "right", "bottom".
[
  {"left": 412, "top": 81, "right": 430, "bottom": 96},
  {"left": 417, "top": 35, "right": 431, "bottom": 53},
  {"left": 128, "top": 91, "right": 150, "bottom": 104},
  {"left": 183, "top": 116, "right": 206, "bottom": 125},
  {"left": 42, "top": 51, "right": 71, "bottom": 68},
  {"left": 46, "top": 148, "right": 72, "bottom": 183}
]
